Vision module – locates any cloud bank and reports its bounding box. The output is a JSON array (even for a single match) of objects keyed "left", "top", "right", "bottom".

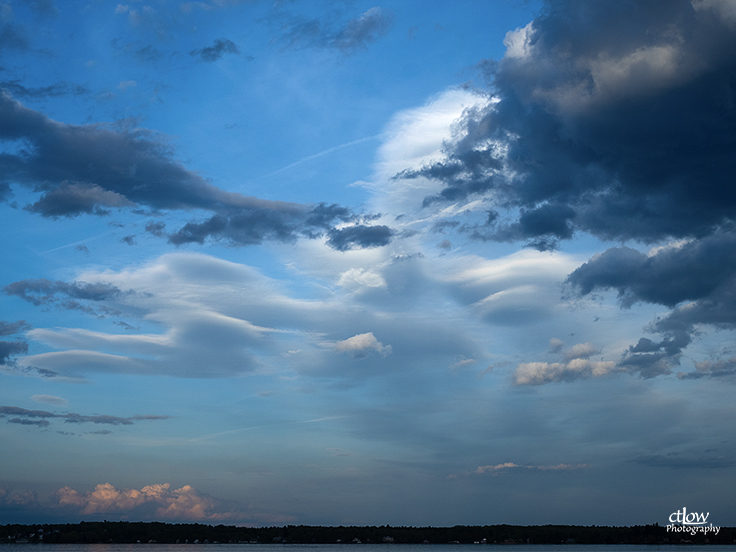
[
  {"left": 56, "top": 483, "right": 288, "bottom": 523},
  {"left": 392, "top": 0, "right": 736, "bottom": 378}
]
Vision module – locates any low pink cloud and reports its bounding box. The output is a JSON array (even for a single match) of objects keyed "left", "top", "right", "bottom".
[
  {"left": 474, "top": 463, "right": 589, "bottom": 475},
  {"left": 55, "top": 482, "right": 293, "bottom": 524}
]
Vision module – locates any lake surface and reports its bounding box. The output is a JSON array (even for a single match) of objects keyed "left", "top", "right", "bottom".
[{"left": 2, "top": 545, "right": 736, "bottom": 552}]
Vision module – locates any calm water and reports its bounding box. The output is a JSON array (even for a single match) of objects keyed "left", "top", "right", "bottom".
[{"left": 2, "top": 546, "right": 736, "bottom": 552}]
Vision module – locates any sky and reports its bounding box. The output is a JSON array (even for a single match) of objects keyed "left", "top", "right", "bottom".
[{"left": 1, "top": 0, "right": 736, "bottom": 528}]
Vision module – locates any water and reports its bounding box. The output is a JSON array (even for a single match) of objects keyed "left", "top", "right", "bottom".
[{"left": 2, "top": 545, "right": 736, "bottom": 552}]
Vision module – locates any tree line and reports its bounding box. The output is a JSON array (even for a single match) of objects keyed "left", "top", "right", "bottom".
[{"left": 1, "top": 522, "right": 734, "bottom": 545}]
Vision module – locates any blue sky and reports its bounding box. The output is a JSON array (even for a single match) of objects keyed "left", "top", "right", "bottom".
[{"left": 2, "top": 0, "right": 736, "bottom": 527}]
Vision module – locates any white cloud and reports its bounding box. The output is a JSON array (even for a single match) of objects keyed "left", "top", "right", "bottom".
[
  {"left": 475, "top": 462, "right": 519, "bottom": 474},
  {"left": 449, "top": 358, "right": 476, "bottom": 372},
  {"left": 337, "top": 267, "right": 387, "bottom": 291},
  {"left": 31, "top": 395, "right": 68, "bottom": 406},
  {"left": 370, "top": 88, "right": 489, "bottom": 216},
  {"left": 438, "top": 250, "right": 580, "bottom": 325},
  {"left": 564, "top": 342, "right": 600, "bottom": 360},
  {"left": 334, "top": 332, "right": 391, "bottom": 358},
  {"left": 20, "top": 252, "right": 478, "bottom": 379},
  {"left": 693, "top": 0, "right": 736, "bottom": 26},
  {"left": 549, "top": 338, "right": 564, "bottom": 353},
  {"left": 513, "top": 359, "right": 616, "bottom": 385},
  {"left": 503, "top": 23, "right": 534, "bottom": 59}
]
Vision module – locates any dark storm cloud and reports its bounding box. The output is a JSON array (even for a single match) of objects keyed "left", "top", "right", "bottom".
[
  {"left": 27, "top": 182, "right": 135, "bottom": 217},
  {"left": 0, "top": 320, "right": 31, "bottom": 336},
  {"left": 4, "top": 279, "right": 123, "bottom": 306},
  {"left": 0, "top": 92, "right": 392, "bottom": 250},
  {"left": 567, "top": 232, "right": 736, "bottom": 377},
  {"left": 279, "top": 6, "right": 393, "bottom": 54},
  {"left": 395, "top": 0, "right": 736, "bottom": 379},
  {"left": 326, "top": 224, "right": 394, "bottom": 251},
  {"left": 0, "top": 405, "right": 171, "bottom": 429},
  {"left": 167, "top": 202, "right": 357, "bottom": 246},
  {"left": 190, "top": 38, "right": 241, "bottom": 62},
  {"left": 567, "top": 233, "right": 736, "bottom": 309},
  {"left": 169, "top": 211, "right": 303, "bottom": 246},
  {"left": 0, "top": 340, "right": 28, "bottom": 364},
  {"left": 399, "top": 0, "right": 736, "bottom": 246}
]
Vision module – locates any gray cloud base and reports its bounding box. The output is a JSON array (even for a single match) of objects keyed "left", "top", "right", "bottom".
[{"left": 0, "top": 92, "right": 392, "bottom": 250}]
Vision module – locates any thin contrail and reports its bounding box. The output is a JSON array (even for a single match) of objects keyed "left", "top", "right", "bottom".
[
  {"left": 261, "top": 134, "right": 385, "bottom": 179},
  {"left": 189, "top": 415, "right": 347, "bottom": 442},
  {"left": 41, "top": 231, "right": 115, "bottom": 254}
]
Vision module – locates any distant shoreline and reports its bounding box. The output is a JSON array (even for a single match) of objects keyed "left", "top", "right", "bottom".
[{"left": 2, "top": 522, "right": 735, "bottom": 546}]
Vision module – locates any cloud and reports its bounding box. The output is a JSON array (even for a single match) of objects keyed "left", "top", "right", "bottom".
[
  {"left": 0, "top": 340, "right": 28, "bottom": 365},
  {"left": 0, "top": 320, "right": 30, "bottom": 365},
  {"left": 438, "top": 249, "right": 579, "bottom": 326},
  {"left": 31, "top": 395, "right": 68, "bottom": 406},
  {"left": 190, "top": 38, "right": 240, "bottom": 62},
  {"left": 331, "top": 7, "right": 393, "bottom": 52},
  {"left": 0, "top": 405, "right": 170, "bottom": 429},
  {"left": 0, "top": 80, "right": 87, "bottom": 98},
  {"left": 335, "top": 332, "right": 391, "bottom": 358},
  {"left": 680, "top": 358, "right": 736, "bottom": 379},
  {"left": 383, "top": 0, "right": 736, "bottom": 382},
  {"left": 564, "top": 342, "right": 600, "bottom": 361},
  {"left": 4, "top": 278, "right": 124, "bottom": 318},
  {"left": 0, "top": 488, "right": 39, "bottom": 507},
  {"left": 326, "top": 224, "right": 394, "bottom": 251},
  {"left": 0, "top": 92, "right": 391, "bottom": 250},
  {"left": 55, "top": 483, "right": 291, "bottom": 523},
  {"left": 27, "top": 182, "right": 135, "bottom": 217},
  {"left": 0, "top": 320, "right": 31, "bottom": 336},
  {"left": 279, "top": 7, "right": 393, "bottom": 54},
  {"left": 548, "top": 337, "right": 564, "bottom": 353},
  {"left": 513, "top": 359, "right": 616, "bottom": 385},
  {"left": 12, "top": 253, "right": 322, "bottom": 378},
  {"left": 566, "top": 233, "right": 736, "bottom": 377},
  {"left": 475, "top": 462, "right": 589, "bottom": 474},
  {"left": 12, "top": 252, "right": 483, "bottom": 380},
  {"left": 394, "top": 0, "right": 736, "bottom": 246}
]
